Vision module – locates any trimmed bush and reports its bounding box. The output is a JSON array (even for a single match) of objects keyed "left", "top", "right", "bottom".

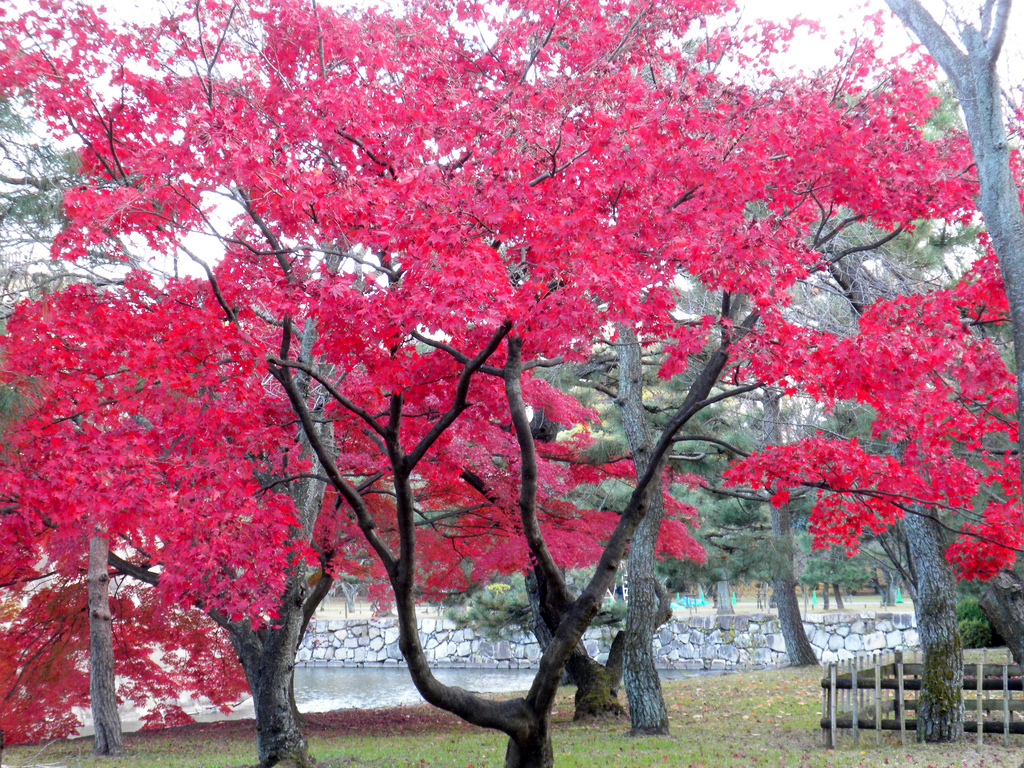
[
  {"left": 956, "top": 597, "right": 1002, "bottom": 648},
  {"left": 959, "top": 618, "right": 993, "bottom": 649},
  {"left": 956, "top": 597, "right": 987, "bottom": 623}
]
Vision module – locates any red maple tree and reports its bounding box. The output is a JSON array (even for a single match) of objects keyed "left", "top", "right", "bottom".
[{"left": 0, "top": 0, "right": 1008, "bottom": 763}]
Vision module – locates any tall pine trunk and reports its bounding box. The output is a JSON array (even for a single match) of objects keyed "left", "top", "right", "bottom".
[
  {"left": 716, "top": 579, "right": 733, "bottom": 614},
  {"left": 615, "top": 325, "right": 671, "bottom": 734},
  {"left": 832, "top": 584, "right": 844, "bottom": 610},
  {"left": 769, "top": 505, "right": 817, "bottom": 666},
  {"left": 903, "top": 512, "right": 963, "bottom": 742},
  {"left": 762, "top": 390, "right": 817, "bottom": 666},
  {"left": 87, "top": 534, "right": 123, "bottom": 756}
]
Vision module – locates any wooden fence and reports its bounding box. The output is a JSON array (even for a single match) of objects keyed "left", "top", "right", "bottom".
[{"left": 820, "top": 650, "right": 1023, "bottom": 748}]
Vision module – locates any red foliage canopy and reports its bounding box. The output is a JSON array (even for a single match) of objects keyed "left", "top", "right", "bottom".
[{"left": 0, "top": 0, "right": 1014, "bottom": 742}]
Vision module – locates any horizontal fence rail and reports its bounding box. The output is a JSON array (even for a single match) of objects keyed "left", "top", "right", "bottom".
[{"left": 820, "top": 650, "right": 1022, "bottom": 748}]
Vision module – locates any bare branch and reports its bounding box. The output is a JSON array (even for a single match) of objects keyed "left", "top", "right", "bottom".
[
  {"left": 406, "top": 321, "right": 513, "bottom": 468},
  {"left": 267, "top": 357, "right": 387, "bottom": 439},
  {"left": 410, "top": 330, "right": 504, "bottom": 376}
]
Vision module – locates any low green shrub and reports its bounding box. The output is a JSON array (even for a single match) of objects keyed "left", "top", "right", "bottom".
[
  {"left": 955, "top": 597, "right": 987, "bottom": 624},
  {"left": 959, "top": 618, "right": 993, "bottom": 649},
  {"left": 956, "top": 597, "right": 1003, "bottom": 648},
  {"left": 447, "top": 572, "right": 627, "bottom": 640}
]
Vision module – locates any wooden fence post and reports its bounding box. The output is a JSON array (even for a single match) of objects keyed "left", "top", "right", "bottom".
[
  {"left": 830, "top": 662, "right": 837, "bottom": 749},
  {"left": 977, "top": 660, "right": 984, "bottom": 745},
  {"left": 1003, "top": 662, "right": 1010, "bottom": 746},
  {"left": 821, "top": 661, "right": 831, "bottom": 748},
  {"left": 851, "top": 657, "right": 859, "bottom": 746},
  {"left": 874, "top": 652, "right": 882, "bottom": 747},
  {"left": 896, "top": 650, "right": 906, "bottom": 746}
]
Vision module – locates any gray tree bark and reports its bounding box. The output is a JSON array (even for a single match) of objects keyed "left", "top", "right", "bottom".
[
  {"left": 229, "top": 582, "right": 312, "bottom": 768},
  {"left": 87, "top": 534, "right": 123, "bottom": 756},
  {"left": 761, "top": 390, "right": 817, "bottom": 666},
  {"left": 882, "top": 1, "right": 1024, "bottom": 450},
  {"left": 903, "top": 511, "right": 964, "bottom": 742},
  {"left": 979, "top": 569, "right": 1024, "bottom": 665},
  {"left": 716, "top": 579, "right": 733, "bottom": 615},
  {"left": 615, "top": 325, "right": 671, "bottom": 735},
  {"left": 883, "top": 0, "right": 1024, "bottom": 669}
]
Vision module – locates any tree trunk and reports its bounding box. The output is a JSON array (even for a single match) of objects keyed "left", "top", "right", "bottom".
[
  {"left": 340, "top": 581, "right": 359, "bottom": 614},
  {"left": 769, "top": 503, "right": 817, "bottom": 666},
  {"left": 884, "top": 0, "right": 1024, "bottom": 487},
  {"left": 615, "top": 324, "right": 670, "bottom": 734},
  {"left": 716, "top": 580, "right": 733, "bottom": 615},
  {"left": 503, "top": 713, "right": 554, "bottom": 768},
  {"left": 227, "top": 342, "right": 331, "bottom": 768},
  {"left": 567, "top": 637, "right": 625, "bottom": 721},
  {"left": 903, "top": 512, "right": 964, "bottom": 742},
  {"left": 762, "top": 389, "right": 817, "bottom": 666},
  {"left": 773, "top": 575, "right": 817, "bottom": 665},
  {"left": 526, "top": 569, "right": 624, "bottom": 720},
  {"left": 622, "top": 577, "right": 671, "bottom": 733},
  {"left": 832, "top": 584, "right": 844, "bottom": 610},
  {"left": 229, "top": 579, "right": 314, "bottom": 768},
  {"left": 881, "top": 569, "right": 896, "bottom": 606},
  {"left": 87, "top": 534, "right": 123, "bottom": 756},
  {"left": 979, "top": 570, "right": 1024, "bottom": 665}
]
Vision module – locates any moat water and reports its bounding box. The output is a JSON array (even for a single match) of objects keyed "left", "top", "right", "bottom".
[
  {"left": 292, "top": 665, "right": 705, "bottom": 711},
  {"left": 82, "top": 665, "right": 711, "bottom": 735},
  {"left": 293, "top": 666, "right": 536, "bottom": 711}
]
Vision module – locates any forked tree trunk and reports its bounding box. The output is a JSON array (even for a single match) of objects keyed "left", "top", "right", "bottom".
[
  {"left": 615, "top": 324, "right": 670, "bottom": 734},
  {"left": 526, "top": 569, "right": 624, "bottom": 720},
  {"left": 226, "top": 349, "right": 332, "bottom": 768},
  {"left": 273, "top": 322, "right": 753, "bottom": 768},
  {"left": 568, "top": 633, "right": 625, "bottom": 721},
  {"left": 87, "top": 534, "right": 123, "bottom": 756},
  {"left": 979, "top": 570, "right": 1024, "bottom": 666},
  {"left": 229, "top": 579, "right": 314, "bottom": 768},
  {"left": 903, "top": 512, "right": 963, "bottom": 742}
]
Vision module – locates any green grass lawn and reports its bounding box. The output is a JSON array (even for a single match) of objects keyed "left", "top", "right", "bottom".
[{"left": 5, "top": 665, "right": 1022, "bottom": 767}]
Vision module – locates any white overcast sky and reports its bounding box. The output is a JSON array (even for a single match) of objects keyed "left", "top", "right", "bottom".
[
  {"left": 100, "top": 0, "right": 1011, "bottom": 80},
  {"left": 96, "top": 0, "right": 1017, "bottom": 75}
]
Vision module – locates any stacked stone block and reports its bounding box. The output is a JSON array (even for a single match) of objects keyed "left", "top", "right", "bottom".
[{"left": 296, "top": 612, "right": 918, "bottom": 670}]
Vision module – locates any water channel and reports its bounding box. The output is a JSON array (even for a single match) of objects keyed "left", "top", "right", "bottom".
[
  {"left": 292, "top": 665, "right": 707, "bottom": 712},
  {"left": 94, "top": 666, "right": 713, "bottom": 734},
  {"left": 294, "top": 666, "right": 537, "bottom": 711}
]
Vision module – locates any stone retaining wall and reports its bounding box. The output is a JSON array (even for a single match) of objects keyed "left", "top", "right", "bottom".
[{"left": 297, "top": 612, "right": 917, "bottom": 671}]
